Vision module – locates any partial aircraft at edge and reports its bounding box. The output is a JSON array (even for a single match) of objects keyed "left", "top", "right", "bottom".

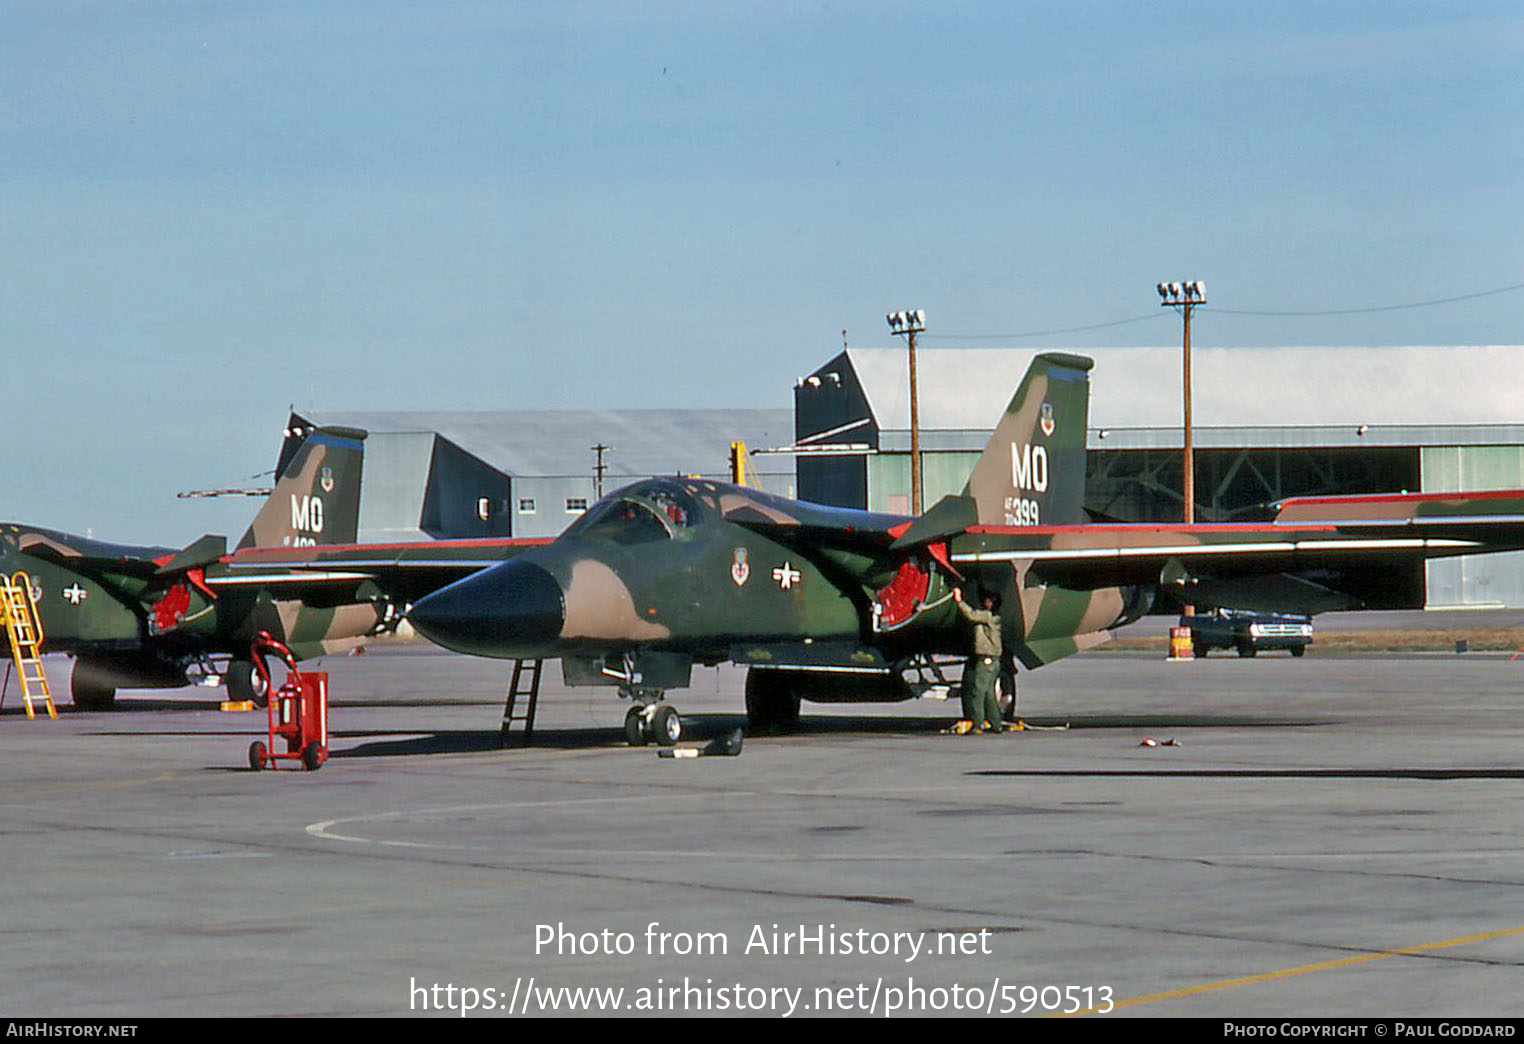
[
  {"left": 0, "top": 427, "right": 536, "bottom": 709},
  {"left": 395, "top": 353, "right": 1524, "bottom": 744}
]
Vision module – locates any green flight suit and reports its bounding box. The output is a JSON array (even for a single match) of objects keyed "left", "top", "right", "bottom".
[{"left": 956, "top": 599, "right": 1004, "bottom": 729}]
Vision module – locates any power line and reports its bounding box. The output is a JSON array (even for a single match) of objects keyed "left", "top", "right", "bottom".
[
  {"left": 922, "top": 280, "right": 1524, "bottom": 341},
  {"left": 928, "top": 313, "right": 1164, "bottom": 342},
  {"left": 1206, "top": 281, "right": 1524, "bottom": 317}
]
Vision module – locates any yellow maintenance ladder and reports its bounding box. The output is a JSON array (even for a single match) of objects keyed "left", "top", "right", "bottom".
[{"left": 1, "top": 571, "right": 57, "bottom": 719}]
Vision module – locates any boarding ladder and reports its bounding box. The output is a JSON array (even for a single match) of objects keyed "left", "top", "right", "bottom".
[
  {"left": 1, "top": 572, "right": 57, "bottom": 720},
  {"left": 500, "top": 659, "right": 543, "bottom": 746}
]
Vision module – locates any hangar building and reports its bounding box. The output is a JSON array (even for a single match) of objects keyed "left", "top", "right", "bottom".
[
  {"left": 792, "top": 346, "right": 1524, "bottom": 609},
  {"left": 285, "top": 408, "right": 793, "bottom": 541}
]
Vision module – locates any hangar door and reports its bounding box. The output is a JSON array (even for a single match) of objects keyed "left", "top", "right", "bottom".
[{"left": 1423, "top": 446, "right": 1524, "bottom": 609}]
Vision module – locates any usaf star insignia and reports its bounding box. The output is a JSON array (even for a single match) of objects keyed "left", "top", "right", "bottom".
[
  {"left": 771, "top": 562, "right": 801, "bottom": 590},
  {"left": 63, "top": 582, "right": 87, "bottom": 605}
]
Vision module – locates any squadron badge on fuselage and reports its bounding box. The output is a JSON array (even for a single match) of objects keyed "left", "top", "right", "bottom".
[
  {"left": 731, "top": 547, "right": 750, "bottom": 587},
  {"left": 1040, "top": 402, "right": 1055, "bottom": 438}
]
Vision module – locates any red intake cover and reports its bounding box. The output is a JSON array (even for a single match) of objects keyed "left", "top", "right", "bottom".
[
  {"left": 150, "top": 582, "right": 191, "bottom": 634},
  {"left": 875, "top": 560, "right": 931, "bottom": 629}
]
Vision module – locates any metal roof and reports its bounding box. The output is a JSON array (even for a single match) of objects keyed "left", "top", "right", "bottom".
[
  {"left": 832, "top": 346, "right": 1524, "bottom": 433},
  {"left": 297, "top": 408, "right": 793, "bottom": 479}
]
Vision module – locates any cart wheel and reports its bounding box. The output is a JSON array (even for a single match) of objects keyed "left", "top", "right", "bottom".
[
  {"left": 624, "top": 706, "right": 649, "bottom": 747},
  {"left": 248, "top": 740, "right": 267, "bottom": 771},
  {"left": 301, "top": 744, "right": 327, "bottom": 772}
]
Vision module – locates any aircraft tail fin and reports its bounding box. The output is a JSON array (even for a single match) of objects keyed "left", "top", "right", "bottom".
[
  {"left": 236, "top": 426, "right": 367, "bottom": 550},
  {"left": 961, "top": 352, "right": 1093, "bottom": 527}
]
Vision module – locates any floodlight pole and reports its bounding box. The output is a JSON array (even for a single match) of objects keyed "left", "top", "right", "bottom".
[
  {"left": 1182, "top": 304, "right": 1194, "bottom": 527},
  {"left": 908, "top": 325, "right": 921, "bottom": 517},
  {"left": 1157, "top": 282, "right": 1207, "bottom": 526},
  {"left": 886, "top": 309, "right": 927, "bottom": 516},
  {"left": 1158, "top": 281, "right": 1206, "bottom": 621}
]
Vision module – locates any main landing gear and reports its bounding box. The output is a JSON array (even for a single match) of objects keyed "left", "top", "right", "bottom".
[
  {"left": 623, "top": 697, "right": 682, "bottom": 747},
  {"left": 224, "top": 656, "right": 271, "bottom": 707}
]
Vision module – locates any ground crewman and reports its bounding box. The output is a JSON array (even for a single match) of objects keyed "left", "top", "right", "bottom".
[{"left": 952, "top": 586, "right": 1004, "bottom": 733}]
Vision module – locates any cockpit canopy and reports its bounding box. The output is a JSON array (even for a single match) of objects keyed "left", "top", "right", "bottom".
[{"left": 560, "top": 479, "right": 707, "bottom": 545}]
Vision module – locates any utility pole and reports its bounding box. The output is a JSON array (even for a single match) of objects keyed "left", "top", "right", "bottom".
[
  {"left": 1157, "top": 281, "right": 1206, "bottom": 626},
  {"left": 1156, "top": 281, "right": 1207, "bottom": 526},
  {"left": 591, "top": 443, "right": 613, "bottom": 500},
  {"left": 886, "top": 309, "right": 927, "bottom": 516}
]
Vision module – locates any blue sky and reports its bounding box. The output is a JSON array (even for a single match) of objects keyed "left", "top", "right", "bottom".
[{"left": 3, "top": 1, "right": 1521, "bottom": 543}]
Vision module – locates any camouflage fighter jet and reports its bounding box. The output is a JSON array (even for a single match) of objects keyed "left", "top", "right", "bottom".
[
  {"left": 1, "top": 426, "right": 528, "bottom": 709},
  {"left": 404, "top": 352, "right": 1524, "bottom": 745}
]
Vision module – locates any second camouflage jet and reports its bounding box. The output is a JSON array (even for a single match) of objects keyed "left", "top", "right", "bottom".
[{"left": 1, "top": 425, "right": 534, "bottom": 709}]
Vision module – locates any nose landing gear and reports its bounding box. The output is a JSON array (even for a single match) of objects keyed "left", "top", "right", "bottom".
[{"left": 623, "top": 698, "right": 682, "bottom": 747}]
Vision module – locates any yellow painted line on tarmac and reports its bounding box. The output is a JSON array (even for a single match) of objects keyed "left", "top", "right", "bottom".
[{"left": 1057, "top": 923, "right": 1524, "bottom": 1016}]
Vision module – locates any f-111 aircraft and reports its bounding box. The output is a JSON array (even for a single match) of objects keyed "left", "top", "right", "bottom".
[
  {"left": 400, "top": 353, "right": 1524, "bottom": 744},
  {"left": 1, "top": 427, "right": 533, "bottom": 709}
]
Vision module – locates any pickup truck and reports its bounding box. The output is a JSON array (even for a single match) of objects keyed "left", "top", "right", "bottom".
[{"left": 1182, "top": 608, "right": 1314, "bottom": 658}]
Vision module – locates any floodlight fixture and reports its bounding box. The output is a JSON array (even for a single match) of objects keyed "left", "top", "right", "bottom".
[{"left": 1158, "top": 280, "right": 1208, "bottom": 306}]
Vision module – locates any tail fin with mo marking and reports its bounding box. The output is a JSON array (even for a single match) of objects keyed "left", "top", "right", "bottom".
[
  {"left": 236, "top": 426, "right": 367, "bottom": 550},
  {"left": 960, "top": 352, "right": 1092, "bottom": 527}
]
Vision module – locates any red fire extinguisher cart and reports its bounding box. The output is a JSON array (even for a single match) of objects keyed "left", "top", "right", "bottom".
[{"left": 246, "top": 631, "right": 329, "bottom": 771}]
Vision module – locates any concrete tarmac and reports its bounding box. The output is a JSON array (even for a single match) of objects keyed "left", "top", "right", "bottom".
[{"left": 4, "top": 645, "right": 1524, "bottom": 1018}]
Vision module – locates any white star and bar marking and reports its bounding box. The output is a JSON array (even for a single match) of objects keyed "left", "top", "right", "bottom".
[{"left": 771, "top": 562, "right": 801, "bottom": 590}]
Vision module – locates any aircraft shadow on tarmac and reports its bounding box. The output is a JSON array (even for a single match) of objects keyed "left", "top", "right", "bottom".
[
  {"left": 32, "top": 703, "right": 1337, "bottom": 758},
  {"left": 335, "top": 727, "right": 635, "bottom": 757},
  {"left": 326, "top": 711, "right": 1329, "bottom": 760},
  {"left": 323, "top": 714, "right": 952, "bottom": 759},
  {"left": 31, "top": 687, "right": 1329, "bottom": 734}
]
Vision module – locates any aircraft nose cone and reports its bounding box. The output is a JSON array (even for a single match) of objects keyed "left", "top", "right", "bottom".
[{"left": 408, "top": 560, "right": 565, "bottom": 658}]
